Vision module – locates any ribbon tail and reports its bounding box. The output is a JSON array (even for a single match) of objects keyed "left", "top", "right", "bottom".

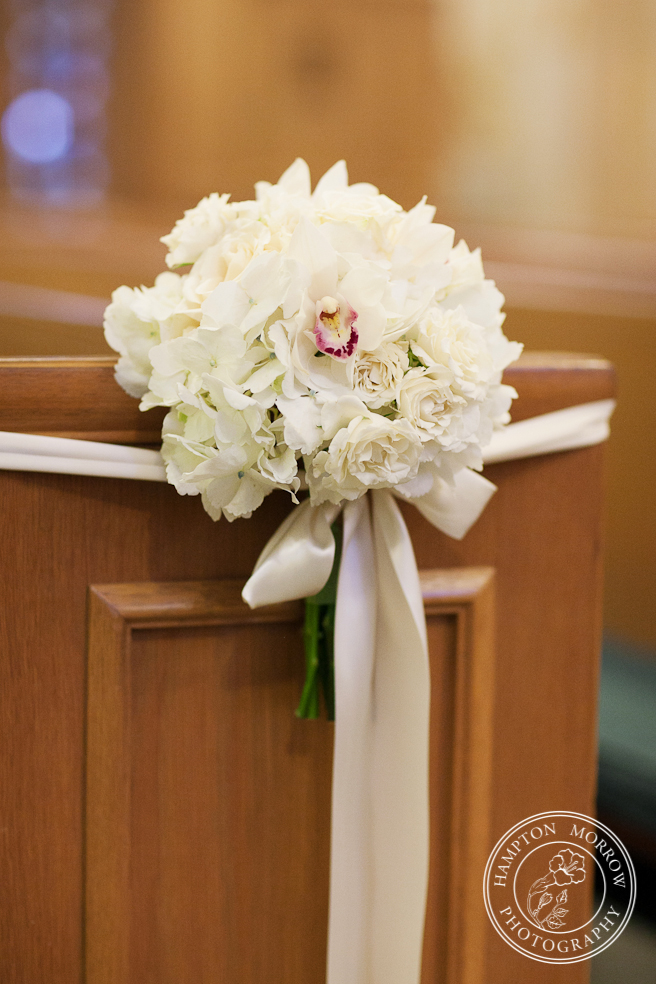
[
  {"left": 370, "top": 490, "right": 430, "bottom": 984},
  {"left": 327, "top": 496, "right": 377, "bottom": 984},
  {"left": 482, "top": 398, "right": 616, "bottom": 465},
  {"left": 242, "top": 499, "right": 341, "bottom": 608},
  {"left": 408, "top": 467, "right": 497, "bottom": 541}
]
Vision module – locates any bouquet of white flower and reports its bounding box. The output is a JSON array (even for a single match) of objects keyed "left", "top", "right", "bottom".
[
  {"left": 105, "top": 158, "right": 521, "bottom": 518},
  {"left": 104, "top": 158, "right": 522, "bottom": 716},
  {"left": 99, "top": 161, "right": 618, "bottom": 982}
]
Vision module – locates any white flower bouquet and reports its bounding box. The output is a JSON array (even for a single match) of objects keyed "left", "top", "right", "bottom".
[{"left": 104, "top": 158, "right": 522, "bottom": 715}]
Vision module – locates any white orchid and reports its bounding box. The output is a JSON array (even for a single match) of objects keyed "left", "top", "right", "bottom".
[{"left": 105, "top": 159, "right": 522, "bottom": 521}]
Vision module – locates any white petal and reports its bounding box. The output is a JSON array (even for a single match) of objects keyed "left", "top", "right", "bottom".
[
  {"left": 282, "top": 257, "right": 311, "bottom": 318},
  {"left": 339, "top": 264, "right": 386, "bottom": 309},
  {"left": 178, "top": 404, "right": 211, "bottom": 439},
  {"left": 196, "top": 325, "right": 247, "bottom": 361},
  {"left": 288, "top": 217, "right": 338, "bottom": 302},
  {"left": 320, "top": 395, "right": 370, "bottom": 440},
  {"left": 201, "top": 280, "right": 251, "bottom": 329},
  {"left": 115, "top": 357, "right": 149, "bottom": 399},
  {"left": 214, "top": 409, "right": 248, "bottom": 445},
  {"left": 149, "top": 336, "right": 187, "bottom": 376},
  {"left": 247, "top": 358, "right": 284, "bottom": 393},
  {"left": 203, "top": 474, "right": 242, "bottom": 509},
  {"left": 223, "top": 471, "right": 271, "bottom": 519},
  {"left": 354, "top": 303, "right": 386, "bottom": 351},
  {"left": 223, "top": 386, "right": 256, "bottom": 411},
  {"left": 239, "top": 252, "right": 289, "bottom": 333},
  {"left": 313, "top": 160, "right": 348, "bottom": 196},
  {"left": 348, "top": 182, "right": 379, "bottom": 196},
  {"left": 277, "top": 158, "right": 312, "bottom": 198},
  {"left": 440, "top": 281, "right": 505, "bottom": 328},
  {"left": 268, "top": 321, "right": 292, "bottom": 367},
  {"left": 276, "top": 394, "right": 324, "bottom": 454},
  {"left": 189, "top": 445, "right": 248, "bottom": 480},
  {"left": 259, "top": 445, "right": 298, "bottom": 485},
  {"left": 392, "top": 222, "right": 454, "bottom": 273}
]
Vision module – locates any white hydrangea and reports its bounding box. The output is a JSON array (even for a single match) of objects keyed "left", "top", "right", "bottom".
[
  {"left": 103, "top": 272, "right": 193, "bottom": 398},
  {"left": 104, "top": 159, "right": 522, "bottom": 521}
]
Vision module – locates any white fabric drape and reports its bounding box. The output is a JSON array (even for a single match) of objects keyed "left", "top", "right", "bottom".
[{"left": 0, "top": 397, "right": 615, "bottom": 984}]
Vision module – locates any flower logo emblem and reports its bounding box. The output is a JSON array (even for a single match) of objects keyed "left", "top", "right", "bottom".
[{"left": 527, "top": 849, "right": 586, "bottom": 930}]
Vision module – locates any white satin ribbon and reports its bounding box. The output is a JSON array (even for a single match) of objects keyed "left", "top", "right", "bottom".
[
  {"left": 407, "top": 467, "right": 497, "bottom": 542},
  {"left": 0, "top": 398, "right": 616, "bottom": 984},
  {"left": 242, "top": 499, "right": 341, "bottom": 607},
  {"left": 482, "top": 398, "right": 615, "bottom": 465},
  {"left": 328, "top": 497, "right": 376, "bottom": 983},
  {"left": 0, "top": 430, "right": 166, "bottom": 482},
  {"left": 369, "top": 491, "right": 430, "bottom": 984},
  {"left": 240, "top": 397, "right": 616, "bottom": 984},
  {"left": 0, "top": 399, "right": 614, "bottom": 489}
]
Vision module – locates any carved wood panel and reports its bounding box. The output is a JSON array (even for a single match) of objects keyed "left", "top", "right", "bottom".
[{"left": 86, "top": 569, "right": 495, "bottom": 984}]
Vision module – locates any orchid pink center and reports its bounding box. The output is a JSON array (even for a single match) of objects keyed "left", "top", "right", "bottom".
[{"left": 314, "top": 295, "right": 358, "bottom": 360}]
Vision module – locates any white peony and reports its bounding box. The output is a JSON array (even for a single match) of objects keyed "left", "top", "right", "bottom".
[{"left": 105, "top": 159, "right": 522, "bottom": 521}]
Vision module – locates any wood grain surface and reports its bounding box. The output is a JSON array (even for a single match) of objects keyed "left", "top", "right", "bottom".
[
  {"left": 86, "top": 570, "right": 495, "bottom": 984},
  {"left": 0, "top": 353, "right": 614, "bottom": 983}
]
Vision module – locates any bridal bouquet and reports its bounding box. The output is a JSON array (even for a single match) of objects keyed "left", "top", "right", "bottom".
[
  {"left": 104, "top": 158, "right": 522, "bottom": 714},
  {"left": 105, "top": 158, "right": 521, "bottom": 517}
]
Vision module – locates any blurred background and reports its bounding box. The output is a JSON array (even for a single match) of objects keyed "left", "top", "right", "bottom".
[{"left": 0, "top": 0, "right": 654, "bottom": 977}]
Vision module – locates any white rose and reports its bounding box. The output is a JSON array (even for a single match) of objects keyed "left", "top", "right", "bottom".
[
  {"left": 308, "top": 413, "right": 422, "bottom": 504},
  {"left": 161, "top": 193, "right": 234, "bottom": 268},
  {"left": 411, "top": 307, "right": 492, "bottom": 399},
  {"left": 396, "top": 368, "right": 464, "bottom": 442},
  {"left": 182, "top": 223, "right": 270, "bottom": 307},
  {"left": 350, "top": 342, "right": 409, "bottom": 408},
  {"left": 444, "top": 240, "right": 485, "bottom": 294},
  {"left": 438, "top": 242, "right": 505, "bottom": 330}
]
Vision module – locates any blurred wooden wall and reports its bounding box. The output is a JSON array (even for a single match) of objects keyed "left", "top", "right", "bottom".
[
  {"left": 108, "top": 0, "right": 443, "bottom": 211},
  {"left": 433, "top": 0, "right": 656, "bottom": 239}
]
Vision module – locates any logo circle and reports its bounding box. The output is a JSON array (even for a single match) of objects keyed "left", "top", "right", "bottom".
[{"left": 483, "top": 811, "right": 636, "bottom": 963}]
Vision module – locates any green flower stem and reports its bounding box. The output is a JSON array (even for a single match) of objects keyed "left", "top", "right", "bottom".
[
  {"left": 320, "top": 606, "right": 336, "bottom": 720},
  {"left": 296, "top": 519, "right": 342, "bottom": 721},
  {"left": 297, "top": 601, "right": 321, "bottom": 719}
]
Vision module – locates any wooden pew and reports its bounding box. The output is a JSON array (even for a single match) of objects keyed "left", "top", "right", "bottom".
[{"left": 0, "top": 353, "right": 614, "bottom": 984}]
